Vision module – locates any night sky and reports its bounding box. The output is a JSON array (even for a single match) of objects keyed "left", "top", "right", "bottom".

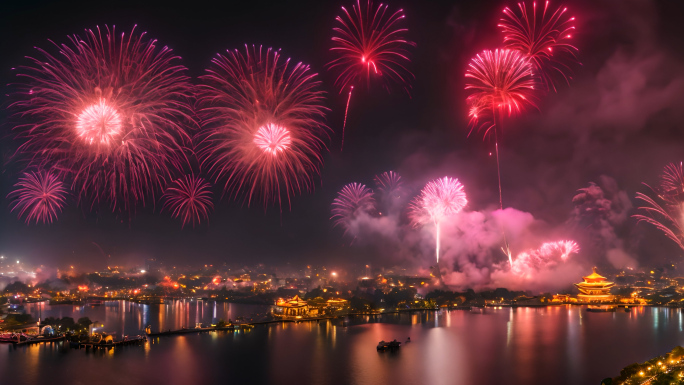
[{"left": 1, "top": 0, "right": 683, "bottom": 273}]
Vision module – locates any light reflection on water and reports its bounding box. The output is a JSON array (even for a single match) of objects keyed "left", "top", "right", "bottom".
[{"left": 2, "top": 303, "right": 684, "bottom": 385}]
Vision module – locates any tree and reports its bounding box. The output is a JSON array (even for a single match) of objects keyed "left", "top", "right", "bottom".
[{"left": 77, "top": 317, "right": 93, "bottom": 329}]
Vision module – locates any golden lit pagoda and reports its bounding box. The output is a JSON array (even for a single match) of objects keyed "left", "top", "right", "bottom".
[{"left": 575, "top": 267, "right": 615, "bottom": 302}]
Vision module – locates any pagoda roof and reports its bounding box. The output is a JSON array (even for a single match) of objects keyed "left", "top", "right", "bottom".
[{"left": 582, "top": 267, "right": 607, "bottom": 281}]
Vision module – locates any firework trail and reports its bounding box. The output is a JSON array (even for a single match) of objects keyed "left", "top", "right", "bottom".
[
  {"left": 465, "top": 49, "right": 536, "bottom": 265},
  {"left": 499, "top": 1, "right": 578, "bottom": 92},
  {"left": 409, "top": 177, "right": 467, "bottom": 263},
  {"left": 163, "top": 175, "right": 214, "bottom": 228},
  {"left": 635, "top": 162, "right": 684, "bottom": 251},
  {"left": 331, "top": 182, "right": 376, "bottom": 236},
  {"left": 197, "top": 45, "right": 329, "bottom": 209},
  {"left": 510, "top": 240, "right": 579, "bottom": 277},
  {"left": 10, "top": 25, "right": 194, "bottom": 212},
  {"left": 8, "top": 171, "right": 68, "bottom": 224},
  {"left": 329, "top": 0, "right": 414, "bottom": 149}
]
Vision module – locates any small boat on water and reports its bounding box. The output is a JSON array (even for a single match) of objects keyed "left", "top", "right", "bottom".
[
  {"left": 377, "top": 339, "right": 401, "bottom": 351},
  {"left": 587, "top": 305, "right": 617, "bottom": 312}
]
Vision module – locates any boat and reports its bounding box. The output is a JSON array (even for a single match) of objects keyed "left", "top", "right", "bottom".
[
  {"left": 587, "top": 305, "right": 617, "bottom": 312},
  {"left": 377, "top": 339, "right": 401, "bottom": 351}
]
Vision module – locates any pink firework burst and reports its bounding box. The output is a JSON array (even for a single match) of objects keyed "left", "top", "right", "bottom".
[
  {"left": 331, "top": 182, "right": 376, "bottom": 236},
  {"left": 511, "top": 240, "right": 579, "bottom": 277},
  {"left": 635, "top": 162, "right": 684, "bottom": 251},
  {"left": 253, "top": 123, "right": 293, "bottom": 155},
  {"left": 374, "top": 170, "right": 405, "bottom": 215},
  {"left": 10, "top": 25, "right": 193, "bottom": 212},
  {"left": 465, "top": 49, "right": 537, "bottom": 135},
  {"left": 8, "top": 171, "right": 68, "bottom": 224},
  {"left": 163, "top": 175, "right": 214, "bottom": 228},
  {"left": 329, "top": 0, "right": 414, "bottom": 148},
  {"left": 374, "top": 171, "right": 403, "bottom": 195},
  {"left": 197, "top": 45, "right": 329, "bottom": 209},
  {"left": 499, "top": 1, "right": 578, "bottom": 92},
  {"left": 409, "top": 177, "right": 467, "bottom": 263}
]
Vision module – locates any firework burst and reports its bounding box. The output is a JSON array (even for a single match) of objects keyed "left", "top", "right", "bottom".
[
  {"left": 409, "top": 177, "right": 467, "bottom": 263},
  {"left": 197, "top": 45, "right": 328, "bottom": 209},
  {"left": 465, "top": 49, "right": 537, "bottom": 135},
  {"left": 163, "top": 175, "right": 214, "bottom": 228},
  {"left": 8, "top": 171, "right": 68, "bottom": 224},
  {"left": 511, "top": 240, "right": 579, "bottom": 277},
  {"left": 374, "top": 170, "right": 405, "bottom": 215},
  {"left": 331, "top": 182, "right": 376, "bottom": 236},
  {"left": 329, "top": 0, "right": 414, "bottom": 148},
  {"left": 635, "top": 162, "right": 684, "bottom": 251},
  {"left": 499, "top": 1, "right": 578, "bottom": 92},
  {"left": 10, "top": 25, "right": 193, "bottom": 212}
]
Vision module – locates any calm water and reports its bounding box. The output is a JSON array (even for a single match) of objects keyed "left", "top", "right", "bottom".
[{"left": 1, "top": 302, "right": 683, "bottom": 385}]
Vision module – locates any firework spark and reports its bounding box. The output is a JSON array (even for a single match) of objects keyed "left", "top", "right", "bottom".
[
  {"left": 329, "top": 0, "right": 414, "bottom": 147},
  {"left": 10, "top": 25, "right": 193, "bottom": 212},
  {"left": 8, "top": 171, "right": 68, "bottom": 224},
  {"left": 635, "top": 162, "right": 684, "bottom": 251},
  {"left": 511, "top": 240, "right": 579, "bottom": 277},
  {"left": 409, "top": 177, "right": 467, "bottom": 263},
  {"left": 331, "top": 182, "right": 376, "bottom": 236},
  {"left": 163, "top": 175, "right": 214, "bottom": 228},
  {"left": 499, "top": 1, "right": 578, "bottom": 92},
  {"left": 197, "top": 45, "right": 328, "bottom": 209}
]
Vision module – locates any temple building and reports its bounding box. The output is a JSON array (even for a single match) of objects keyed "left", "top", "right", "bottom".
[
  {"left": 575, "top": 267, "right": 615, "bottom": 302},
  {"left": 274, "top": 295, "right": 309, "bottom": 317}
]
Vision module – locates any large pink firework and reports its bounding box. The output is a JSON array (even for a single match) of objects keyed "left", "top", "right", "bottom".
[
  {"left": 329, "top": 0, "right": 414, "bottom": 148},
  {"left": 409, "top": 177, "right": 467, "bottom": 263},
  {"left": 197, "top": 45, "right": 328, "bottom": 209},
  {"left": 331, "top": 182, "right": 376, "bottom": 236},
  {"left": 163, "top": 175, "right": 214, "bottom": 228},
  {"left": 10, "top": 25, "right": 193, "bottom": 212},
  {"left": 8, "top": 171, "right": 68, "bottom": 224},
  {"left": 635, "top": 162, "right": 684, "bottom": 251},
  {"left": 511, "top": 240, "right": 579, "bottom": 277},
  {"left": 499, "top": 1, "right": 578, "bottom": 92}
]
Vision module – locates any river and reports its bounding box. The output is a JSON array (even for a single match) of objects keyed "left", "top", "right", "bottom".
[{"left": 1, "top": 301, "right": 682, "bottom": 385}]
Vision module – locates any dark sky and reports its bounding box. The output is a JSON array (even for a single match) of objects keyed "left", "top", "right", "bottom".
[{"left": 1, "top": 0, "right": 683, "bottom": 272}]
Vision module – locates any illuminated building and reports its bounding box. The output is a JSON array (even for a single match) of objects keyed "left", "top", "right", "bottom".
[
  {"left": 575, "top": 267, "right": 615, "bottom": 302},
  {"left": 274, "top": 295, "right": 309, "bottom": 317}
]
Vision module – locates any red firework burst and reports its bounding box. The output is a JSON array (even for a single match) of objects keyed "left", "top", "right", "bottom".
[
  {"left": 329, "top": 0, "right": 414, "bottom": 148},
  {"left": 635, "top": 162, "right": 684, "bottom": 251},
  {"left": 499, "top": 1, "right": 578, "bottom": 92},
  {"left": 10, "top": 25, "right": 193, "bottom": 212},
  {"left": 197, "top": 45, "right": 329, "bottom": 209},
  {"left": 465, "top": 49, "right": 537, "bottom": 135},
  {"left": 329, "top": 0, "right": 414, "bottom": 93},
  {"left": 8, "top": 171, "right": 68, "bottom": 224},
  {"left": 331, "top": 182, "right": 375, "bottom": 235},
  {"left": 163, "top": 175, "right": 214, "bottom": 228}
]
